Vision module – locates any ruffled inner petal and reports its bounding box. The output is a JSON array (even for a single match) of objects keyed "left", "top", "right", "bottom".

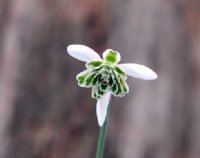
[{"left": 103, "top": 49, "right": 121, "bottom": 64}]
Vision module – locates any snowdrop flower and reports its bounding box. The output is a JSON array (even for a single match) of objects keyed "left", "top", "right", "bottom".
[{"left": 67, "top": 44, "right": 157, "bottom": 127}]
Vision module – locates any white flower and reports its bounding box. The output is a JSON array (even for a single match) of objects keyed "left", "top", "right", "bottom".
[{"left": 67, "top": 44, "right": 158, "bottom": 127}]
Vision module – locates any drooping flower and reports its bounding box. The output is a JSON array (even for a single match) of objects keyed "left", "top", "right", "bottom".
[{"left": 67, "top": 44, "right": 158, "bottom": 126}]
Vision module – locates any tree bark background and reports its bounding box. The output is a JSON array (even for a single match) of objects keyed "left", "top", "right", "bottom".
[
  {"left": 0, "top": 0, "right": 200, "bottom": 158},
  {"left": 109, "top": 0, "right": 188, "bottom": 158}
]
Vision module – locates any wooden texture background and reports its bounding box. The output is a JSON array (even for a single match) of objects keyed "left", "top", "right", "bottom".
[{"left": 0, "top": 0, "right": 200, "bottom": 158}]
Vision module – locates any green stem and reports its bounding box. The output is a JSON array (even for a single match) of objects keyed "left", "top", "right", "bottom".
[{"left": 96, "top": 97, "right": 112, "bottom": 158}]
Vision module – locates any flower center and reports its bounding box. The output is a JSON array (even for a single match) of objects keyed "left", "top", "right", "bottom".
[
  {"left": 76, "top": 62, "right": 129, "bottom": 99},
  {"left": 100, "top": 70, "right": 111, "bottom": 85}
]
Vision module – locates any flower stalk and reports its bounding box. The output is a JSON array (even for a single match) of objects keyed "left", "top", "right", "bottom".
[{"left": 96, "top": 97, "right": 112, "bottom": 158}]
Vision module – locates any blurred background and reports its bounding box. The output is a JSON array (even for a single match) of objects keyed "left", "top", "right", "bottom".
[{"left": 0, "top": 0, "right": 200, "bottom": 158}]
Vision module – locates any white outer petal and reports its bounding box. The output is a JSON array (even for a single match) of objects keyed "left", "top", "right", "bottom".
[
  {"left": 118, "top": 63, "right": 158, "bottom": 80},
  {"left": 67, "top": 44, "right": 102, "bottom": 62},
  {"left": 96, "top": 91, "right": 111, "bottom": 127}
]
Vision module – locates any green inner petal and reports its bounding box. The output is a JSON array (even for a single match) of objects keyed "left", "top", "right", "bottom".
[
  {"left": 111, "top": 81, "right": 118, "bottom": 94},
  {"left": 86, "top": 60, "right": 103, "bottom": 69},
  {"left": 99, "top": 83, "right": 108, "bottom": 92},
  {"left": 110, "top": 74, "right": 116, "bottom": 87},
  {"left": 92, "top": 87, "right": 97, "bottom": 99},
  {"left": 76, "top": 70, "right": 90, "bottom": 86},
  {"left": 117, "top": 82, "right": 123, "bottom": 95},
  {"left": 93, "top": 87, "right": 104, "bottom": 99},
  {"left": 85, "top": 73, "right": 96, "bottom": 87},
  {"left": 104, "top": 50, "right": 120, "bottom": 64},
  {"left": 114, "top": 66, "right": 127, "bottom": 79},
  {"left": 77, "top": 57, "right": 129, "bottom": 99},
  {"left": 97, "top": 87, "right": 105, "bottom": 96},
  {"left": 92, "top": 74, "right": 99, "bottom": 86},
  {"left": 120, "top": 78, "right": 129, "bottom": 93}
]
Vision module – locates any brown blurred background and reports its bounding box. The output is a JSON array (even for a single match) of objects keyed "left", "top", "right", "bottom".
[{"left": 0, "top": 0, "right": 200, "bottom": 158}]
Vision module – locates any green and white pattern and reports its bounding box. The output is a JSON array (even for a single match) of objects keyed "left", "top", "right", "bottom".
[
  {"left": 67, "top": 44, "right": 158, "bottom": 126},
  {"left": 77, "top": 50, "right": 129, "bottom": 99}
]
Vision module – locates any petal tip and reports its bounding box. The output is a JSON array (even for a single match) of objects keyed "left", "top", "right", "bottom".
[
  {"left": 96, "top": 100, "right": 105, "bottom": 127},
  {"left": 147, "top": 71, "right": 158, "bottom": 80},
  {"left": 66, "top": 44, "right": 101, "bottom": 62},
  {"left": 98, "top": 120, "right": 104, "bottom": 127},
  {"left": 153, "top": 73, "right": 158, "bottom": 80},
  {"left": 67, "top": 44, "right": 78, "bottom": 56},
  {"left": 118, "top": 63, "right": 158, "bottom": 80},
  {"left": 149, "top": 70, "right": 158, "bottom": 80},
  {"left": 67, "top": 45, "right": 73, "bottom": 54},
  {"left": 96, "top": 92, "right": 111, "bottom": 127}
]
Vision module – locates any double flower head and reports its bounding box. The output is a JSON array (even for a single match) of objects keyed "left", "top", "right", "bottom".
[{"left": 67, "top": 45, "right": 157, "bottom": 126}]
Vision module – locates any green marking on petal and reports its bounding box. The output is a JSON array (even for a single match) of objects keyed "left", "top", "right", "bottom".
[
  {"left": 120, "top": 78, "right": 129, "bottom": 93},
  {"left": 85, "top": 73, "right": 96, "bottom": 87},
  {"left": 92, "top": 87, "right": 97, "bottom": 99},
  {"left": 103, "top": 50, "right": 120, "bottom": 64},
  {"left": 114, "top": 66, "right": 127, "bottom": 79},
  {"left": 86, "top": 60, "right": 103, "bottom": 69},
  {"left": 92, "top": 74, "right": 99, "bottom": 86},
  {"left": 92, "top": 87, "right": 100, "bottom": 99},
  {"left": 76, "top": 70, "right": 90, "bottom": 86},
  {"left": 76, "top": 70, "right": 89, "bottom": 81},
  {"left": 110, "top": 71, "right": 123, "bottom": 96},
  {"left": 113, "top": 78, "right": 121, "bottom": 95},
  {"left": 99, "top": 83, "right": 107, "bottom": 92},
  {"left": 92, "top": 86, "right": 105, "bottom": 99},
  {"left": 109, "top": 79, "right": 114, "bottom": 87},
  {"left": 110, "top": 74, "right": 116, "bottom": 87},
  {"left": 97, "top": 87, "right": 105, "bottom": 97},
  {"left": 111, "top": 82, "right": 118, "bottom": 94},
  {"left": 117, "top": 78, "right": 126, "bottom": 97},
  {"left": 76, "top": 55, "right": 129, "bottom": 99}
]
